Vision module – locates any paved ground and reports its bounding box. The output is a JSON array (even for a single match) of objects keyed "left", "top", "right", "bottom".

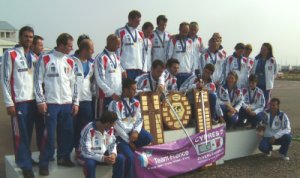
[{"left": 0, "top": 80, "right": 299, "bottom": 178}]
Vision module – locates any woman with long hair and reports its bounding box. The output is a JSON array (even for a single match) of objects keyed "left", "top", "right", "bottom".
[{"left": 252, "top": 43, "right": 278, "bottom": 108}]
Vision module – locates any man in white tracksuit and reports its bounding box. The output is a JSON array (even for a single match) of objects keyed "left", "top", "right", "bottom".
[
  {"left": 167, "top": 22, "right": 194, "bottom": 88},
  {"left": 115, "top": 10, "right": 144, "bottom": 80},
  {"left": 34, "top": 33, "right": 79, "bottom": 176},
  {"left": 142, "top": 22, "right": 154, "bottom": 72},
  {"left": 72, "top": 38, "right": 95, "bottom": 156},
  {"left": 1, "top": 26, "right": 37, "bottom": 178},
  {"left": 94, "top": 34, "right": 123, "bottom": 118},
  {"left": 150, "top": 15, "right": 171, "bottom": 63}
]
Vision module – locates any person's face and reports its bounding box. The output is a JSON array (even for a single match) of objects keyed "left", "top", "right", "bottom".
[
  {"left": 33, "top": 39, "right": 44, "bottom": 55},
  {"left": 129, "top": 17, "right": 141, "bottom": 28},
  {"left": 20, "top": 31, "right": 34, "bottom": 49},
  {"left": 189, "top": 26, "right": 198, "bottom": 37},
  {"left": 208, "top": 38, "right": 218, "bottom": 51},
  {"left": 157, "top": 20, "right": 167, "bottom": 31},
  {"left": 169, "top": 63, "right": 179, "bottom": 76},
  {"left": 244, "top": 48, "right": 252, "bottom": 57},
  {"left": 179, "top": 25, "right": 189, "bottom": 38},
  {"left": 270, "top": 101, "right": 279, "bottom": 113},
  {"left": 249, "top": 81, "right": 257, "bottom": 89},
  {"left": 235, "top": 48, "right": 244, "bottom": 57},
  {"left": 62, "top": 39, "right": 73, "bottom": 54},
  {"left": 260, "top": 45, "right": 269, "bottom": 58},
  {"left": 86, "top": 42, "right": 94, "bottom": 59},
  {"left": 125, "top": 84, "right": 137, "bottom": 98},
  {"left": 152, "top": 66, "right": 164, "bottom": 80},
  {"left": 143, "top": 27, "right": 153, "bottom": 38},
  {"left": 203, "top": 68, "right": 213, "bottom": 79},
  {"left": 227, "top": 74, "right": 236, "bottom": 86}
]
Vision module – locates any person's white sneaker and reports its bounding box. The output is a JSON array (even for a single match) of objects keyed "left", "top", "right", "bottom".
[
  {"left": 265, "top": 151, "right": 272, "bottom": 157},
  {"left": 279, "top": 154, "right": 290, "bottom": 161}
]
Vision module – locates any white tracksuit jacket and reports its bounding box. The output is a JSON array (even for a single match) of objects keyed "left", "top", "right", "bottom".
[
  {"left": 34, "top": 50, "right": 79, "bottom": 105},
  {"left": 217, "top": 85, "right": 243, "bottom": 112},
  {"left": 72, "top": 56, "right": 95, "bottom": 101},
  {"left": 167, "top": 36, "right": 194, "bottom": 74},
  {"left": 1, "top": 46, "right": 35, "bottom": 107},
  {"left": 150, "top": 29, "right": 171, "bottom": 63},
  {"left": 135, "top": 72, "right": 163, "bottom": 93},
  {"left": 225, "top": 54, "right": 254, "bottom": 88},
  {"left": 262, "top": 111, "right": 291, "bottom": 139},
  {"left": 115, "top": 24, "right": 144, "bottom": 71},
  {"left": 142, "top": 38, "right": 152, "bottom": 72},
  {"left": 251, "top": 57, "right": 278, "bottom": 90},
  {"left": 241, "top": 87, "right": 265, "bottom": 114},
  {"left": 191, "top": 36, "right": 205, "bottom": 72},
  {"left": 161, "top": 69, "right": 178, "bottom": 92},
  {"left": 199, "top": 48, "right": 227, "bottom": 84},
  {"left": 80, "top": 122, "right": 117, "bottom": 162},
  {"left": 94, "top": 49, "right": 122, "bottom": 97},
  {"left": 108, "top": 97, "right": 143, "bottom": 143}
]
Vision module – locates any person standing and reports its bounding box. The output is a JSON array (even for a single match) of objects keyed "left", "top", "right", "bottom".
[
  {"left": 258, "top": 98, "right": 292, "bottom": 161},
  {"left": 252, "top": 43, "right": 278, "bottom": 108},
  {"left": 243, "top": 44, "right": 255, "bottom": 74},
  {"left": 35, "top": 33, "right": 79, "bottom": 175},
  {"left": 1, "top": 26, "right": 37, "bottom": 178},
  {"left": 115, "top": 10, "right": 144, "bottom": 80},
  {"left": 188, "top": 22, "right": 205, "bottom": 74},
  {"left": 199, "top": 34, "right": 226, "bottom": 87},
  {"left": 94, "top": 34, "right": 123, "bottom": 118},
  {"left": 167, "top": 22, "right": 194, "bottom": 88},
  {"left": 150, "top": 15, "right": 171, "bottom": 63},
  {"left": 142, "top": 22, "right": 154, "bottom": 72},
  {"left": 72, "top": 38, "right": 95, "bottom": 161}
]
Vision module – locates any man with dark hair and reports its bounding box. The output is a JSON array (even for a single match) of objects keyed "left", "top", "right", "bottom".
[
  {"left": 95, "top": 34, "right": 124, "bottom": 118},
  {"left": 71, "top": 38, "right": 95, "bottom": 163},
  {"left": 77, "top": 34, "right": 90, "bottom": 47},
  {"left": 35, "top": 33, "right": 79, "bottom": 175},
  {"left": 80, "top": 111, "right": 126, "bottom": 178},
  {"left": 115, "top": 10, "right": 144, "bottom": 80},
  {"left": 258, "top": 98, "right": 292, "bottom": 161},
  {"left": 150, "top": 15, "right": 171, "bottom": 63},
  {"left": 108, "top": 78, "right": 153, "bottom": 178},
  {"left": 142, "top": 22, "right": 154, "bottom": 72},
  {"left": 32, "top": 35, "right": 44, "bottom": 56},
  {"left": 180, "top": 63, "right": 223, "bottom": 123},
  {"left": 188, "top": 22, "right": 205, "bottom": 74},
  {"left": 161, "top": 58, "right": 180, "bottom": 92},
  {"left": 1, "top": 25, "right": 36, "bottom": 178},
  {"left": 167, "top": 22, "right": 194, "bottom": 88},
  {"left": 238, "top": 74, "right": 265, "bottom": 128},
  {"left": 135, "top": 59, "right": 165, "bottom": 94}
]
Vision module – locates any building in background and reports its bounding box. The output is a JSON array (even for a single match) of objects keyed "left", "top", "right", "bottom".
[{"left": 0, "top": 21, "right": 17, "bottom": 42}]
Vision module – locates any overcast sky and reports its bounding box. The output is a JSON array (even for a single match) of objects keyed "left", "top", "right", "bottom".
[{"left": 1, "top": 0, "right": 299, "bottom": 65}]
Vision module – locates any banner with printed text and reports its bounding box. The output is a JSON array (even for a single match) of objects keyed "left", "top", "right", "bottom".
[{"left": 134, "top": 124, "right": 226, "bottom": 178}]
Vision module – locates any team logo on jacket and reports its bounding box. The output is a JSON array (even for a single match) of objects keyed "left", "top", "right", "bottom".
[{"left": 47, "top": 63, "right": 59, "bottom": 77}]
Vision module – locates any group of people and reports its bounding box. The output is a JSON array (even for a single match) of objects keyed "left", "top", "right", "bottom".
[{"left": 1, "top": 10, "right": 292, "bottom": 178}]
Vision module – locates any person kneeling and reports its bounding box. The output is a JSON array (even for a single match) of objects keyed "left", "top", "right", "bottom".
[
  {"left": 109, "top": 78, "right": 153, "bottom": 178},
  {"left": 80, "top": 111, "right": 126, "bottom": 178},
  {"left": 257, "top": 98, "right": 292, "bottom": 161},
  {"left": 239, "top": 74, "right": 265, "bottom": 128}
]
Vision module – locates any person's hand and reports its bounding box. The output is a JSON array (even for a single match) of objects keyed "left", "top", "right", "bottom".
[
  {"left": 156, "top": 84, "right": 164, "bottom": 93},
  {"left": 122, "top": 71, "right": 127, "bottom": 79},
  {"left": 246, "top": 107, "right": 252, "bottom": 113},
  {"left": 6, "top": 106, "right": 16, "bottom": 116},
  {"left": 130, "top": 131, "right": 139, "bottom": 142},
  {"left": 103, "top": 155, "right": 115, "bottom": 165},
  {"left": 129, "top": 142, "right": 137, "bottom": 151},
  {"left": 218, "top": 116, "right": 226, "bottom": 123},
  {"left": 111, "top": 94, "right": 121, "bottom": 101},
  {"left": 249, "top": 111, "right": 256, "bottom": 117},
  {"left": 37, "top": 103, "right": 47, "bottom": 114},
  {"left": 269, "top": 137, "right": 276, "bottom": 144},
  {"left": 109, "top": 153, "right": 116, "bottom": 164},
  {"left": 72, "top": 105, "right": 79, "bottom": 116}
]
